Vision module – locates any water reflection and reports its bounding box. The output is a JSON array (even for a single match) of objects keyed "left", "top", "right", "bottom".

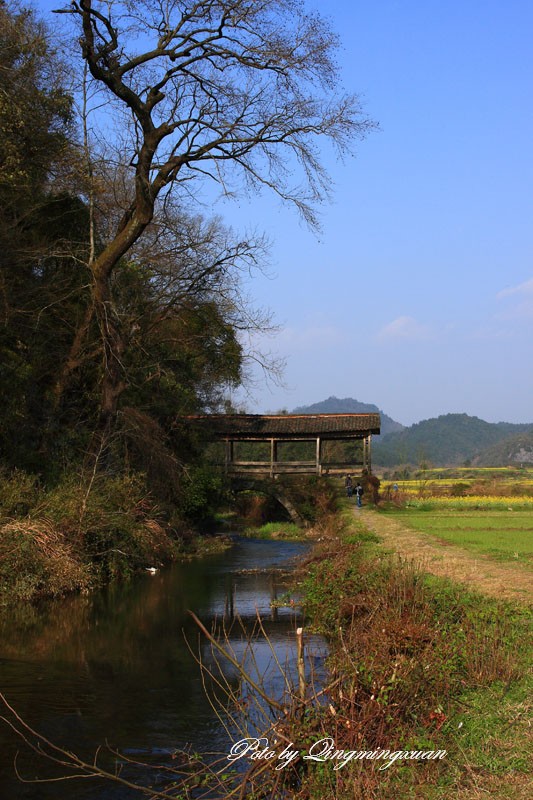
[{"left": 0, "top": 537, "right": 325, "bottom": 798}]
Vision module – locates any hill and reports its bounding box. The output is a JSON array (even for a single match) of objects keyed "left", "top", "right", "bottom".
[
  {"left": 474, "top": 429, "right": 533, "bottom": 466},
  {"left": 292, "top": 396, "right": 405, "bottom": 438},
  {"left": 373, "top": 413, "right": 533, "bottom": 467}
]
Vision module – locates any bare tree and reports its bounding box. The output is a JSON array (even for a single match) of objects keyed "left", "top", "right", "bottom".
[
  {"left": 57, "top": 0, "right": 374, "bottom": 444},
  {"left": 110, "top": 200, "right": 281, "bottom": 407}
]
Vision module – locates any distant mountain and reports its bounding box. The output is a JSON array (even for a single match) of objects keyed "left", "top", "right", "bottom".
[
  {"left": 372, "top": 413, "right": 533, "bottom": 467},
  {"left": 474, "top": 429, "right": 533, "bottom": 466},
  {"left": 286, "top": 401, "right": 533, "bottom": 466},
  {"left": 291, "top": 396, "right": 405, "bottom": 438}
]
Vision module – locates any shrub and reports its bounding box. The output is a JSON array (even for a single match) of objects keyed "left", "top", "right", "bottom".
[
  {"left": 179, "top": 465, "right": 226, "bottom": 521},
  {"left": 0, "top": 471, "right": 183, "bottom": 602},
  {"left": 0, "top": 468, "right": 40, "bottom": 517},
  {"left": 0, "top": 518, "right": 89, "bottom": 603}
]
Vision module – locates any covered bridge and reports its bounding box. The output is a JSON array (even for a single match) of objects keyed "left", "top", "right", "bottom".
[{"left": 185, "top": 413, "right": 381, "bottom": 477}]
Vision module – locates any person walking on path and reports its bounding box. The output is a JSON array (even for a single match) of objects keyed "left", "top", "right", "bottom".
[
  {"left": 345, "top": 474, "right": 353, "bottom": 497},
  {"left": 355, "top": 482, "right": 364, "bottom": 508}
]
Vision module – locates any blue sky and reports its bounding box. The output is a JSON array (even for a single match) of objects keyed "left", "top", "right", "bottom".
[
  {"left": 36, "top": 1, "right": 533, "bottom": 425},
  {"left": 226, "top": 0, "right": 533, "bottom": 424}
]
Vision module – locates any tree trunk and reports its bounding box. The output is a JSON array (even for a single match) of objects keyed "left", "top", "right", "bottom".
[
  {"left": 88, "top": 271, "right": 127, "bottom": 462},
  {"left": 50, "top": 302, "right": 95, "bottom": 412},
  {"left": 86, "top": 211, "right": 153, "bottom": 462}
]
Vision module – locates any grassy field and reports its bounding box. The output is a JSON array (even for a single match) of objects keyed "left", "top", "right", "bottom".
[
  {"left": 389, "top": 509, "right": 533, "bottom": 566},
  {"left": 378, "top": 468, "right": 533, "bottom": 566},
  {"left": 296, "top": 508, "right": 533, "bottom": 800}
]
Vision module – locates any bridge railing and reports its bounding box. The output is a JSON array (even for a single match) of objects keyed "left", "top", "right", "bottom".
[{"left": 223, "top": 461, "right": 366, "bottom": 476}]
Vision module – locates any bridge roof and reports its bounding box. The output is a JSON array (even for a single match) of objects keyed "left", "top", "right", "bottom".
[{"left": 185, "top": 413, "right": 380, "bottom": 440}]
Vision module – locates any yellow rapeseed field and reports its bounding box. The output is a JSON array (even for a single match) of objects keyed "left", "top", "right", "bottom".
[{"left": 405, "top": 495, "right": 533, "bottom": 509}]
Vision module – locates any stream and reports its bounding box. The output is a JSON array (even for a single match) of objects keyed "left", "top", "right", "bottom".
[{"left": 0, "top": 535, "right": 326, "bottom": 798}]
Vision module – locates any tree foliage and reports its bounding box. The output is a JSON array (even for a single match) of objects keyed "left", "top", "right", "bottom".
[
  {"left": 0, "top": 2, "right": 274, "bottom": 474},
  {"left": 56, "top": 0, "right": 374, "bottom": 441},
  {"left": 0, "top": 0, "right": 373, "bottom": 524},
  {"left": 0, "top": 1, "right": 72, "bottom": 198},
  {"left": 0, "top": 1, "right": 87, "bottom": 469}
]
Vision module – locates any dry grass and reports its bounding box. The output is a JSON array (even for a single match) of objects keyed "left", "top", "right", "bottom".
[
  {"left": 291, "top": 509, "right": 532, "bottom": 800},
  {"left": 0, "top": 517, "right": 89, "bottom": 601},
  {"left": 359, "top": 508, "right": 533, "bottom": 602},
  {"left": 0, "top": 472, "right": 184, "bottom": 604}
]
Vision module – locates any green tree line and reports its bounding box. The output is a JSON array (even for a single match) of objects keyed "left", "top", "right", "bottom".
[{"left": 0, "top": 0, "right": 371, "bottom": 600}]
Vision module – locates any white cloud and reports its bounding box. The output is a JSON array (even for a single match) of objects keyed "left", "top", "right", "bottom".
[
  {"left": 496, "top": 277, "right": 533, "bottom": 299},
  {"left": 496, "top": 276, "right": 533, "bottom": 321},
  {"left": 377, "top": 315, "right": 430, "bottom": 342}
]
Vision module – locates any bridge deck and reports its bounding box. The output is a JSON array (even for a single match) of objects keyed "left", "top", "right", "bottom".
[{"left": 183, "top": 413, "right": 381, "bottom": 475}]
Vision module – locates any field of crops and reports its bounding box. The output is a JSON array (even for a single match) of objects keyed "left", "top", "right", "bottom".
[
  {"left": 379, "top": 468, "right": 533, "bottom": 565},
  {"left": 403, "top": 496, "right": 533, "bottom": 510},
  {"left": 380, "top": 467, "right": 533, "bottom": 503},
  {"left": 391, "top": 509, "right": 533, "bottom": 565}
]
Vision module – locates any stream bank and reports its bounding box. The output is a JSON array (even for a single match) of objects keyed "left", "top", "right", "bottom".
[
  {"left": 0, "top": 534, "right": 324, "bottom": 799},
  {"left": 3, "top": 490, "right": 529, "bottom": 800},
  {"left": 282, "top": 503, "right": 532, "bottom": 800}
]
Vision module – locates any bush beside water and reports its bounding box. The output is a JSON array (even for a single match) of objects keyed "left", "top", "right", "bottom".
[{"left": 0, "top": 468, "right": 216, "bottom": 606}]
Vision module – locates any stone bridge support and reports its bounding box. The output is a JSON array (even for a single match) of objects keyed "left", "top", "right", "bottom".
[{"left": 270, "top": 488, "right": 306, "bottom": 527}]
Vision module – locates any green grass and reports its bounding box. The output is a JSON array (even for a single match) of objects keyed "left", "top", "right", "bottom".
[
  {"left": 297, "top": 512, "right": 533, "bottom": 800},
  {"left": 243, "top": 521, "right": 304, "bottom": 539},
  {"left": 391, "top": 509, "right": 533, "bottom": 565}
]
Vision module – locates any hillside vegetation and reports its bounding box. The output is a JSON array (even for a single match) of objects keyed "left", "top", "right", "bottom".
[
  {"left": 292, "top": 396, "right": 405, "bottom": 437},
  {"left": 474, "top": 429, "right": 533, "bottom": 466},
  {"left": 291, "top": 399, "right": 533, "bottom": 468},
  {"left": 372, "top": 414, "right": 533, "bottom": 467}
]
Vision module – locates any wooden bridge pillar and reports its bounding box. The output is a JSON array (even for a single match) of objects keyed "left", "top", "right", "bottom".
[
  {"left": 270, "top": 438, "right": 278, "bottom": 478},
  {"left": 225, "top": 440, "right": 234, "bottom": 473}
]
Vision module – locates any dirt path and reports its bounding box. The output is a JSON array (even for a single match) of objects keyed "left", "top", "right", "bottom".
[{"left": 357, "top": 508, "right": 533, "bottom": 604}]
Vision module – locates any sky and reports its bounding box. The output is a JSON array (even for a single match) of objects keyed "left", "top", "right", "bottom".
[{"left": 35, "top": 0, "right": 533, "bottom": 426}]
